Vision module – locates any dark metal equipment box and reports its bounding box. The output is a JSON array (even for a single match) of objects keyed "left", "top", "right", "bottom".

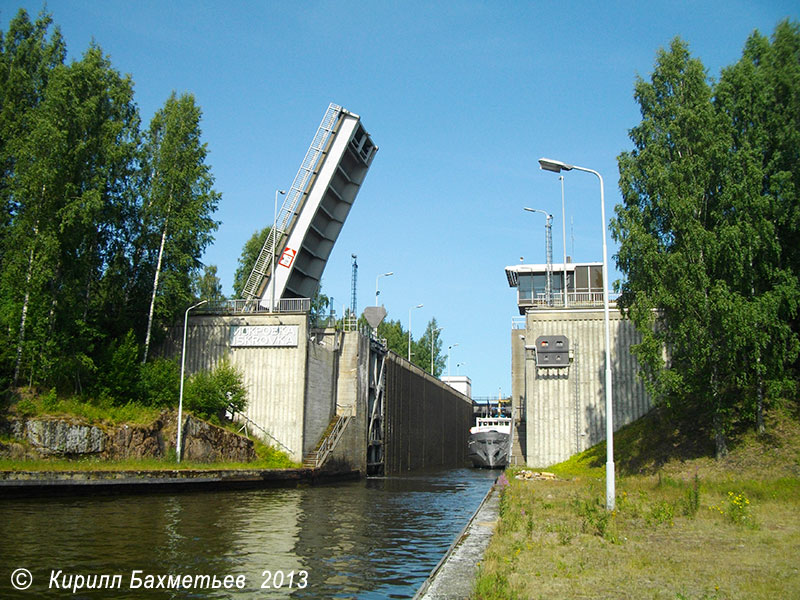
[{"left": 535, "top": 335, "right": 569, "bottom": 368}]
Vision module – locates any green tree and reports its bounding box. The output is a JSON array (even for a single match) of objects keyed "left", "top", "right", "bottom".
[
  {"left": 1, "top": 18, "right": 139, "bottom": 389},
  {"left": 193, "top": 264, "right": 225, "bottom": 303},
  {"left": 309, "top": 288, "right": 331, "bottom": 328},
  {"left": 613, "top": 38, "right": 738, "bottom": 457},
  {"left": 713, "top": 22, "right": 800, "bottom": 430},
  {"left": 375, "top": 318, "right": 408, "bottom": 357},
  {"left": 139, "top": 92, "right": 220, "bottom": 363},
  {"left": 612, "top": 28, "right": 800, "bottom": 457},
  {"left": 185, "top": 359, "right": 247, "bottom": 422},
  {"left": 412, "top": 318, "right": 446, "bottom": 375},
  {"left": 232, "top": 226, "right": 269, "bottom": 299}
]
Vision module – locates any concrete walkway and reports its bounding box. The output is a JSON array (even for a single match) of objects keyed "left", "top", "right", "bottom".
[
  {"left": 0, "top": 467, "right": 360, "bottom": 497},
  {"left": 414, "top": 484, "right": 500, "bottom": 600}
]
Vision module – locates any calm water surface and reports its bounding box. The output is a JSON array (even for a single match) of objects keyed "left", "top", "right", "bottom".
[{"left": 0, "top": 468, "right": 496, "bottom": 599}]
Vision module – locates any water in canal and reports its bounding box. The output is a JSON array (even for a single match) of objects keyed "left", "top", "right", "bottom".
[{"left": 0, "top": 467, "right": 496, "bottom": 599}]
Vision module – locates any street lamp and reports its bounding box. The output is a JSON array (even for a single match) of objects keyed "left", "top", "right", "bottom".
[
  {"left": 431, "top": 327, "right": 443, "bottom": 375},
  {"left": 519, "top": 334, "right": 527, "bottom": 426},
  {"left": 271, "top": 189, "right": 286, "bottom": 312},
  {"left": 375, "top": 272, "right": 394, "bottom": 306},
  {"left": 447, "top": 343, "right": 459, "bottom": 377},
  {"left": 408, "top": 303, "right": 423, "bottom": 361},
  {"left": 560, "top": 176, "right": 568, "bottom": 307},
  {"left": 177, "top": 299, "right": 208, "bottom": 463},
  {"left": 538, "top": 156, "right": 615, "bottom": 510}
]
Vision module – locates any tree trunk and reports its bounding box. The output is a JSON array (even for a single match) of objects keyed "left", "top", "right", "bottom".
[
  {"left": 142, "top": 208, "right": 169, "bottom": 364},
  {"left": 711, "top": 368, "right": 728, "bottom": 459},
  {"left": 756, "top": 376, "right": 765, "bottom": 435},
  {"left": 13, "top": 242, "right": 36, "bottom": 386},
  {"left": 713, "top": 411, "right": 728, "bottom": 459}
]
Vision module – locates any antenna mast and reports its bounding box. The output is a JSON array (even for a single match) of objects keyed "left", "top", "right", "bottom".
[{"left": 350, "top": 254, "right": 358, "bottom": 328}]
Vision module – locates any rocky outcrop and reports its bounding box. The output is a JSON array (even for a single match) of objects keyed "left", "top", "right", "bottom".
[
  {"left": 11, "top": 419, "right": 106, "bottom": 455},
  {"left": 2, "top": 412, "right": 255, "bottom": 463},
  {"left": 182, "top": 417, "right": 255, "bottom": 462}
]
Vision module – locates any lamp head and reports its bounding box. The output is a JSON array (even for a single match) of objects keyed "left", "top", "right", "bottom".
[{"left": 538, "top": 157, "right": 573, "bottom": 173}]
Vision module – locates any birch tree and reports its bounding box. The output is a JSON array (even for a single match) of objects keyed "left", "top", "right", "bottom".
[
  {"left": 1, "top": 13, "right": 138, "bottom": 388},
  {"left": 613, "top": 25, "right": 800, "bottom": 456},
  {"left": 139, "top": 92, "right": 219, "bottom": 363}
]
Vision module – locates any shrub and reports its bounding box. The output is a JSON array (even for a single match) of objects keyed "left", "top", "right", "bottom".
[
  {"left": 184, "top": 360, "right": 247, "bottom": 421},
  {"left": 96, "top": 330, "right": 141, "bottom": 405},
  {"left": 139, "top": 358, "right": 180, "bottom": 407}
]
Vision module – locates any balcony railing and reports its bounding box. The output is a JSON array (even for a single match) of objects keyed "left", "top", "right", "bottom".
[{"left": 519, "top": 291, "right": 619, "bottom": 309}]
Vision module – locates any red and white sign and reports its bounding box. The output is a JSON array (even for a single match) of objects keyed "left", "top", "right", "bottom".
[{"left": 279, "top": 247, "right": 297, "bottom": 268}]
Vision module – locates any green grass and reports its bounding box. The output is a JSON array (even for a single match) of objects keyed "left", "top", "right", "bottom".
[
  {"left": 0, "top": 455, "right": 298, "bottom": 471},
  {"left": 2, "top": 392, "right": 300, "bottom": 470},
  {"left": 473, "top": 407, "right": 800, "bottom": 599},
  {"left": 9, "top": 393, "right": 163, "bottom": 426}
]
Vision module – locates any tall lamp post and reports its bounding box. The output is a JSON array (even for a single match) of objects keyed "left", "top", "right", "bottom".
[
  {"left": 447, "top": 343, "right": 459, "bottom": 377},
  {"left": 519, "top": 334, "right": 527, "bottom": 426},
  {"left": 177, "top": 299, "right": 208, "bottom": 463},
  {"left": 271, "top": 189, "right": 286, "bottom": 312},
  {"left": 431, "top": 327, "right": 442, "bottom": 375},
  {"left": 408, "top": 303, "right": 423, "bottom": 361},
  {"left": 560, "top": 176, "right": 568, "bottom": 307},
  {"left": 539, "top": 157, "right": 615, "bottom": 511},
  {"left": 375, "top": 272, "right": 393, "bottom": 306}
]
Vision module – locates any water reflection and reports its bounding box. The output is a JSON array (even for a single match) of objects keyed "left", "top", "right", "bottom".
[{"left": 0, "top": 468, "right": 495, "bottom": 599}]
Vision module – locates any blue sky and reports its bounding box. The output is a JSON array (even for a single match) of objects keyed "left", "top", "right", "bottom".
[{"left": 2, "top": 1, "right": 797, "bottom": 397}]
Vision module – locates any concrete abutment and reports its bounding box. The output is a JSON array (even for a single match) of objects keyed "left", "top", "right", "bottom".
[{"left": 166, "top": 314, "right": 472, "bottom": 474}]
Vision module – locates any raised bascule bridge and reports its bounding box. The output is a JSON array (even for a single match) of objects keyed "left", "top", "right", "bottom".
[
  {"left": 241, "top": 104, "right": 377, "bottom": 310},
  {"left": 168, "top": 104, "right": 473, "bottom": 476}
]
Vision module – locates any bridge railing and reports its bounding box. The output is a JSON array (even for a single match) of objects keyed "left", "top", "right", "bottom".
[{"left": 200, "top": 298, "right": 311, "bottom": 315}]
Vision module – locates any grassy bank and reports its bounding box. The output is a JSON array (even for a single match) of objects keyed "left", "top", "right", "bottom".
[
  {"left": 1, "top": 395, "right": 299, "bottom": 470},
  {"left": 473, "top": 408, "right": 800, "bottom": 599}
]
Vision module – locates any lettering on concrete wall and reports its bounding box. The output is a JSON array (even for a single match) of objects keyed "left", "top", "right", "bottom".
[{"left": 230, "top": 325, "right": 299, "bottom": 347}]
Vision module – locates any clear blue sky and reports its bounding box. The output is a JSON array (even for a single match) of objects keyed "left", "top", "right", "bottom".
[{"left": 2, "top": 1, "right": 797, "bottom": 397}]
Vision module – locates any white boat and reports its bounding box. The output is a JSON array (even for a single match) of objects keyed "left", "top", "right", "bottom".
[{"left": 467, "top": 417, "right": 512, "bottom": 468}]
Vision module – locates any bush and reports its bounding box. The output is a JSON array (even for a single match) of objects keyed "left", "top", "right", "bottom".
[
  {"left": 96, "top": 330, "right": 141, "bottom": 405},
  {"left": 184, "top": 360, "right": 247, "bottom": 421},
  {"left": 139, "top": 358, "right": 180, "bottom": 407}
]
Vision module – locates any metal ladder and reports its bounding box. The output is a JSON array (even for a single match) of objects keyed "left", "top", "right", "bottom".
[{"left": 242, "top": 103, "right": 344, "bottom": 301}]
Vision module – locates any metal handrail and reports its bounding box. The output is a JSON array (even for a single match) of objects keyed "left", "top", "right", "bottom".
[
  {"left": 520, "top": 291, "right": 619, "bottom": 308},
  {"left": 310, "top": 414, "right": 352, "bottom": 468},
  {"left": 200, "top": 298, "right": 311, "bottom": 315},
  {"left": 226, "top": 405, "right": 293, "bottom": 456}
]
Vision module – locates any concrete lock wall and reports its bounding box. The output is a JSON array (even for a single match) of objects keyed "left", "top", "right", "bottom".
[
  {"left": 169, "top": 319, "right": 471, "bottom": 473},
  {"left": 519, "top": 308, "right": 651, "bottom": 468},
  {"left": 171, "top": 313, "right": 311, "bottom": 464},
  {"left": 383, "top": 353, "right": 473, "bottom": 473},
  {"left": 328, "top": 331, "right": 369, "bottom": 474},
  {"left": 303, "top": 330, "right": 339, "bottom": 458}
]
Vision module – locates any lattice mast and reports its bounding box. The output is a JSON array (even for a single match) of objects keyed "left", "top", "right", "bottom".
[
  {"left": 350, "top": 254, "right": 358, "bottom": 318},
  {"left": 544, "top": 213, "right": 553, "bottom": 305}
]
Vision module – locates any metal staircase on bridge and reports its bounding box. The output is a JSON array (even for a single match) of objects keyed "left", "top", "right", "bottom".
[{"left": 242, "top": 104, "right": 343, "bottom": 301}]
